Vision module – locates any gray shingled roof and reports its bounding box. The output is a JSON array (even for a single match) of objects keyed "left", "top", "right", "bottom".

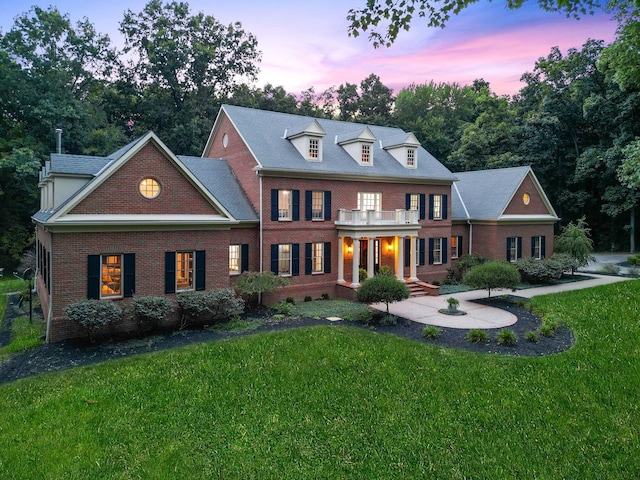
[
  {"left": 179, "top": 156, "right": 258, "bottom": 221},
  {"left": 451, "top": 166, "right": 531, "bottom": 220},
  {"left": 49, "top": 154, "right": 111, "bottom": 175},
  {"left": 222, "top": 105, "right": 457, "bottom": 182}
]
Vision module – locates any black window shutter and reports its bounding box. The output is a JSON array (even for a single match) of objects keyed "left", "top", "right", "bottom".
[
  {"left": 428, "top": 238, "right": 435, "bottom": 265},
  {"left": 123, "top": 253, "right": 135, "bottom": 297},
  {"left": 165, "top": 252, "right": 176, "bottom": 294},
  {"left": 241, "top": 244, "right": 249, "bottom": 272},
  {"left": 442, "top": 195, "right": 448, "bottom": 220},
  {"left": 271, "top": 189, "right": 278, "bottom": 221},
  {"left": 541, "top": 236, "right": 546, "bottom": 258},
  {"left": 443, "top": 239, "right": 448, "bottom": 264},
  {"left": 324, "top": 191, "right": 332, "bottom": 220},
  {"left": 419, "top": 238, "right": 426, "bottom": 265},
  {"left": 270, "top": 245, "right": 278, "bottom": 274},
  {"left": 506, "top": 238, "right": 512, "bottom": 262},
  {"left": 292, "top": 190, "right": 300, "bottom": 221},
  {"left": 458, "top": 236, "right": 464, "bottom": 258},
  {"left": 531, "top": 236, "right": 536, "bottom": 258},
  {"left": 404, "top": 238, "right": 411, "bottom": 267},
  {"left": 405, "top": 194, "right": 411, "bottom": 211},
  {"left": 305, "top": 190, "right": 312, "bottom": 221},
  {"left": 195, "top": 250, "right": 205, "bottom": 291},
  {"left": 517, "top": 237, "right": 522, "bottom": 260},
  {"left": 292, "top": 243, "right": 300, "bottom": 276},
  {"left": 420, "top": 194, "right": 426, "bottom": 220},
  {"left": 305, "top": 243, "right": 312, "bottom": 275},
  {"left": 87, "top": 255, "right": 100, "bottom": 299},
  {"left": 428, "top": 194, "right": 434, "bottom": 220},
  {"left": 324, "top": 242, "right": 331, "bottom": 273}
]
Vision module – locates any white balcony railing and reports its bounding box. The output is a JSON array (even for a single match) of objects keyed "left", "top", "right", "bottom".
[{"left": 336, "top": 209, "right": 419, "bottom": 226}]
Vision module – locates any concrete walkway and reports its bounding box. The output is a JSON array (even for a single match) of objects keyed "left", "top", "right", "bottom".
[{"left": 371, "top": 273, "right": 636, "bottom": 330}]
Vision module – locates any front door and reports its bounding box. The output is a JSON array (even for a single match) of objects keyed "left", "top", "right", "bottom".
[{"left": 359, "top": 239, "right": 380, "bottom": 274}]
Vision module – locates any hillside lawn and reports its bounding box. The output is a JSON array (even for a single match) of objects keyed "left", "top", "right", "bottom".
[{"left": 0, "top": 280, "right": 638, "bottom": 479}]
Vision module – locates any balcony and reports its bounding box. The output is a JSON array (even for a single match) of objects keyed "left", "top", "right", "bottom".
[{"left": 335, "top": 209, "right": 419, "bottom": 226}]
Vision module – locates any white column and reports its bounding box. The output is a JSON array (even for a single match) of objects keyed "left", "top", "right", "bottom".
[
  {"left": 337, "top": 236, "right": 345, "bottom": 283},
  {"left": 352, "top": 237, "right": 360, "bottom": 287},
  {"left": 409, "top": 235, "right": 418, "bottom": 281},
  {"left": 367, "top": 238, "right": 375, "bottom": 278},
  {"left": 395, "top": 236, "right": 404, "bottom": 281}
]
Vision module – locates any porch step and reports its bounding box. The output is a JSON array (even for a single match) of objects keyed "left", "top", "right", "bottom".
[{"left": 406, "top": 281, "right": 440, "bottom": 297}]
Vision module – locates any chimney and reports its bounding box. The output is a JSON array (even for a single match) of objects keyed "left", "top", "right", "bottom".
[{"left": 55, "top": 128, "right": 62, "bottom": 154}]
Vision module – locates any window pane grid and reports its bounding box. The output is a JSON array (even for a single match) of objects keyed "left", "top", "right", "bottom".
[
  {"left": 312, "top": 242, "right": 323, "bottom": 273},
  {"left": 407, "top": 148, "right": 415, "bottom": 166},
  {"left": 229, "top": 245, "right": 240, "bottom": 273},
  {"left": 409, "top": 194, "right": 419, "bottom": 211},
  {"left": 278, "top": 244, "right": 291, "bottom": 276},
  {"left": 451, "top": 236, "right": 458, "bottom": 259},
  {"left": 509, "top": 237, "right": 518, "bottom": 262},
  {"left": 312, "top": 191, "right": 324, "bottom": 220},
  {"left": 433, "top": 239, "right": 442, "bottom": 264},
  {"left": 139, "top": 178, "right": 160, "bottom": 199},
  {"left": 176, "top": 252, "right": 194, "bottom": 290},
  {"left": 533, "top": 236, "right": 541, "bottom": 259},
  {"left": 278, "top": 190, "right": 291, "bottom": 220},
  {"left": 309, "top": 138, "right": 319, "bottom": 158},
  {"left": 101, "top": 255, "right": 122, "bottom": 298},
  {"left": 433, "top": 195, "right": 442, "bottom": 219},
  {"left": 361, "top": 144, "right": 371, "bottom": 163}
]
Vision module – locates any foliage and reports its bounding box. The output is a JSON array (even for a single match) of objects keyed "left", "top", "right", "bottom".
[
  {"left": 525, "top": 331, "right": 539, "bottom": 343},
  {"left": 463, "top": 261, "right": 521, "bottom": 297},
  {"left": 551, "top": 253, "right": 582, "bottom": 275},
  {"left": 554, "top": 216, "right": 595, "bottom": 272},
  {"left": 234, "top": 271, "right": 290, "bottom": 304},
  {"left": 628, "top": 254, "right": 640, "bottom": 266},
  {"left": 446, "top": 297, "right": 459, "bottom": 306},
  {"left": 347, "top": 0, "right": 601, "bottom": 47},
  {"left": 422, "top": 325, "right": 440, "bottom": 339},
  {"left": 358, "top": 268, "right": 368, "bottom": 282},
  {"left": 356, "top": 274, "right": 411, "bottom": 314},
  {"left": 466, "top": 328, "right": 488, "bottom": 344},
  {"left": 455, "top": 253, "right": 489, "bottom": 276},
  {"left": 598, "top": 264, "right": 621, "bottom": 275},
  {"left": 515, "top": 257, "right": 564, "bottom": 284},
  {"left": 176, "top": 288, "right": 244, "bottom": 328},
  {"left": 377, "top": 265, "right": 394, "bottom": 276},
  {"left": 131, "top": 295, "right": 173, "bottom": 331},
  {"left": 496, "top": 329, "right": 517, "bottom": 346},
  {"left": 64, "top": 300, "right": 122, "bottom": 341},
  {"left": 0, "top": 316, "right": 44, "bottom": 355},
  {"left": 269, "top": 301, "right": 294, "bottom": 316}
]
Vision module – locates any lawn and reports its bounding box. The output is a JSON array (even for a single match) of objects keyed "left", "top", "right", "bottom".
[{"left": 0, "top": 281, "right": 639, "bottom": 479}]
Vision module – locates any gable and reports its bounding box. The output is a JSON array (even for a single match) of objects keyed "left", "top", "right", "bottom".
[
  {"left": 503, "top": 174, "right": 553, "bottom": 216},
  {"left": 70, "top": 142, "right": 220, "bottom": 216}
]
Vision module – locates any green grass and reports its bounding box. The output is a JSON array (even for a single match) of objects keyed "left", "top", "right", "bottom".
[
  {"left": 290, "top": 298, "right": 375, "bottom": 320},
  {"left": 0, "top": 277, "right": 26, "bottom": 295},
  {"left": 0, "top": 316, "right": 44, "bottom": 355},
  {"left": 0, "top": 281, "right": 639, "bottom": 478}
]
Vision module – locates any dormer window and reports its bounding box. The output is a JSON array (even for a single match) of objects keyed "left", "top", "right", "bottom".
[
  {"left": 361, "top": 144, "right": 371, "bottom": 164},
  {"left": 309, "top": 138, "right": 319, "bottom": 159},
  {"left": 407, "top": 148, "right": 415, "bottom": 167}
]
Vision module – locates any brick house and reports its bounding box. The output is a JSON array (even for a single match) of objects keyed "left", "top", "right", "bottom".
[{"left": 34, "top": 105, "right": 559, "bottom": 342}]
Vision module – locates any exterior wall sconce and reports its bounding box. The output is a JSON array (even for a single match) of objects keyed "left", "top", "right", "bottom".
[
  {"left": 387, "top": 244, "right": 393, "bottom": 252},
  {"left": 347, "top": 245, "right": 353, "bottom": 254}
]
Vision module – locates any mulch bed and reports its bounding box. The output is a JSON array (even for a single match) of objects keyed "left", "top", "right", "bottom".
[{"left": 0, "top": 295, "right": 573, "bottom": 385}]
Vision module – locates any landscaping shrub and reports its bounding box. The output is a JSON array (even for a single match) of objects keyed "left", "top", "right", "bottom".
[
  {"left": 270, "top": 301, "right": 293, "bottom": 316},
  {"left": 456, "top": 253, "right": 489, "bottom": 276},
  {"left": 377, "top": 265, "right": 394, "bottom": 276},
  {"left": 422, "top": 325, "right": 440, "bottom": 339},
  {"left": 525, "top": 331, "right": 538, "bottom": 342},
  {"left": 359, "top": 268, "right": 367, "bottom": 282},
  {"left": 304, "top": 296, "right": 312, "bottom": 302},
  {"left": 177, "top": 288, "right": 244, "bottom": 328},
  {"left": 379, "top": 313, "right": 398, "bottom": 326},
  {"left": 515, "top": 257, "right": 563, "bottom": 284},
  {"left": 551, "top": 253, "right": 581, "bottom": 275},
  {"left": 466, "top": 329, "right": 488, "bottom": 344},
  {"left": 234, "top": 271, "right": 290, "bottom": 304},
  {"left": 285, "top": 297, "right": 296, "bottom": 304},
  {"left": 321, "top": 293, "right": 330, "bottom": 300},
  {"left": 64, "top": 300, "right": 122, "bottom": 342},
  {"left": 131, "top": 295, "right": 173, "bottom": 332},
  {"left": 554, "top": 216, "right": 594, "bottom": 273},
  {"left": 356, "top": 274, "right": 410, "bottom": 314},
  {"left": 496, "top": 329, "right": 517, "bottom": 346},
  {"left": 463, "top": 261, "right": 520, "bottom": 297},
  {"left": 598, "top": 264, "right": 621, "bottom": 274},
  {"left": 627, "top": 254, "right": 640, "bottom": 266},
  {"left": 539, "top": 324, "right": 556, "bottom": 337}
]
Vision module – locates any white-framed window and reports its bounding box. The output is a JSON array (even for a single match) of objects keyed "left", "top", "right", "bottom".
[
  {"left": 229, "top": 245, "right": 240, "bottom": 274},
  {"left": 278, "top": 189, "right": 292, "bottom": 220},
  {"left": 358, "top": 192, "right": 381, "bottom": 220},
  {"left": 433, "top": 194, "right": 443, "bottom": 220},
  {"left": 309, "top": 138, "right": 319, "bottom": 159},
  {"left": 508, "top": 237, "right": 518, "bottom": 263},
  {"left": 361, "top": 144, "right": 371, "bottom": 164},
  {"left": 101, "top": 254, "right": 122, "bottom": 298},
  {"left": 139, "top": 178, "right": 161, "bottom": 199},
  {"left": 532, "top": 236, "right": 542, "bottom": 260},
  {"left": 278, "top": 244, "right": 292, "bottom": 276},
  {"left": 433, "top": 238, "right": 443, "bottom": 265},
  {"left": 409, "top": 193, "right": 419, "bottom": 211},
  {"left": 407, "top": 148, "right": 415, "bottom": 167},
  {"left": 451, "top": 236, "right": 462, "bottom": 259},
  {"left": 176, "top": 251, "right": 194, "bottom": 291},
  {"left": 311, "top": 191, "right": 324, "bottom": 220},
  {"left": 312, "top": 242, "right": 324, "bottom": 273}
]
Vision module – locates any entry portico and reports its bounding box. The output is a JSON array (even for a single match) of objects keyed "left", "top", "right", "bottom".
[{"left": 335, "top": 208, "right": 420, "bottom": 286}]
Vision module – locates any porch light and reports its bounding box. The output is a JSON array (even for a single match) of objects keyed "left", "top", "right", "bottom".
[
  {"left": 387, "top": 244, "right": 393, "bottom": 252},
  {"left": 347, "top": 245, "right": 353, "bottom": 254}
]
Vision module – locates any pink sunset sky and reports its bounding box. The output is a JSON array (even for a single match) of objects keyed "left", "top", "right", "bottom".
[{"left": 0, "top": 0, "right": 618, "bottom": 96}]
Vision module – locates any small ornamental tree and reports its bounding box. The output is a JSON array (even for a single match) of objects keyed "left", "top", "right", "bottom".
[
  {"left": 463, "top": 261, "right": 521, "bottom": 297},
  {"left": 554, "top": 216, "right": 595, "bottom": 274},
  {"left": 356, "top": 274, "right": 410, "bottom": 314},
  {"left": 64, "top": 299, "right": 123, "bottom": 342},
  {"left": 234, "top": 271, "right": 290, "bottom": 305}
]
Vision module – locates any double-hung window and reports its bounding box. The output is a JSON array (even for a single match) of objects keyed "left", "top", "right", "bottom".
[
  {"left": 361, "top": 144, "right": 371, "bottom": 164},
  {"left": 311, "top": 242, "right": 324, "bottom": 273},
  {"left": 507, "top": 237, "right": 522, "bottom": 262},
  {"left": 278, "top": 190, "right": 292, "bottom": 220},
  {"left": 428, "top": 238, "right": 448, "bottom": 265},
  {"left": 278, "top": 244, "right": 292, "bottom": 276},
  {"left": 432, "top": 238, "right": 443, "bottom": 265},
  {"left": 428, "top": 194, "right": 448, "bottom": 220},
  {"left": 432, "top": 195, "right": 442, "bottom": 220},
  {"left": 409, "top": 194, "right": 419, "bottom": 211},
  {"left": 531, "top": 236, "right": 545, "bottom": 260},
  {"left": 101, "top": 255, "right": 122, "bottom": 298},
  {"left": 176, "top": 252, "right": 194, "bottom": 291},
  {"left": 229, "top": 245, "right": 240, "bottom": 274},
  {"left": 311, "top": 191, "right": 324, "bottom": 220},
  {"left": 358, "top": 192, "right": 381, "bottom": 220},
  {"left": 406, "top": 148, "right": 415, "bottom": 167},
  {"left": 308, "top": 138, "right": 319, "bottom": 159},
  {"left": 451, "top": 236, "right": 463, "bottom": 259}
]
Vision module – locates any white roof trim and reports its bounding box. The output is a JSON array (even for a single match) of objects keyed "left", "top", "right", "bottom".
[{"left": 453, "top": 182, "right": 471, "bottom": 220}]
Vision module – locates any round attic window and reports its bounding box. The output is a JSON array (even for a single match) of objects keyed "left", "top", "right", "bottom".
[
  {"left": 222, "top": 133, "right": 229, "bottom": 148},
  {"left": 523, "top": 192, "right": 531, "bottom": 205},
  {"left": 139, "top": 178, "right": 161, "bottom": 199}
]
